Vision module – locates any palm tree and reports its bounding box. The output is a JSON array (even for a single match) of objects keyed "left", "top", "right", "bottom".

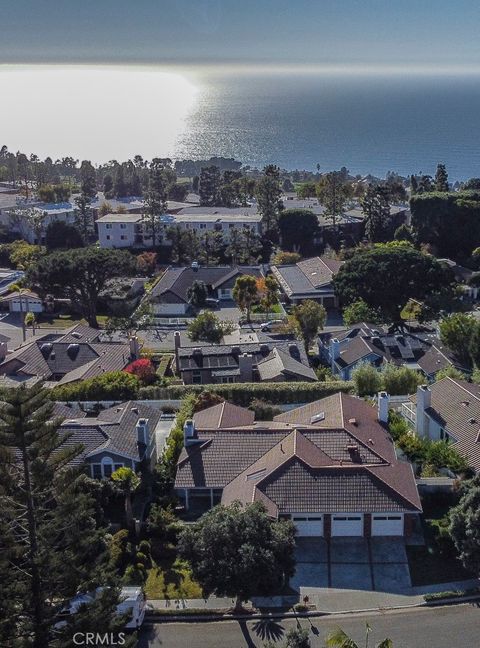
[
  {"left": 111, "top": 467, "right": 141, "bottom": 529},
  {"left": 326, "top": 623, "right": 393, "bottom": 648}
]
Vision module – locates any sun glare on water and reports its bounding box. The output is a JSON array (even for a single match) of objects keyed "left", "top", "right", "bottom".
[{"left": 0, "top": 65, "right": 199, "bottom": 161}]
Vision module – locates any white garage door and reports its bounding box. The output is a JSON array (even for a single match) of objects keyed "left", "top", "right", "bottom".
[
  {"left": 292, "top": 515, "right": 323, "bottom": 537},
  {"left": 331, "top": 514, "right": 363, "bottom": 537},
  {"left": 371, "top": 514, "right": 403, "bottom": 536}
]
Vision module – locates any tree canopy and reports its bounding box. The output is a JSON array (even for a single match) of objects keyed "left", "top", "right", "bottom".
[
  {"left": 178, "top": 502, "right": 296, "bottom": 610},
  {"left": 450, "top": 475, "right": 480, "bottom": 576},
  {"left": 27, "top": 247, "right": 137, "bottom": 327},
  {"left": 334, "top": 243, "right": 453, "bottom": 326},
  {"left": 187, "top": 311, "right": 234, "bottom": 343},
  {"left": 278, "top": 209, "right": 318, "bottom": 254},
  {"left": 289, "top": 299, "right": 326, "bottom": 352}
]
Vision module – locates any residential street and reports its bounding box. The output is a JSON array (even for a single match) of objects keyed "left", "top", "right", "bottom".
[{"left": 138, "top": 603, "right": 480, "bottom": 647}]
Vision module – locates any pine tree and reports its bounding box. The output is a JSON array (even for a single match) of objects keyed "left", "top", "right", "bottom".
[
  {"left": 79, "top": 161, "right": 97, "bottom": 200},
  {"left": 113, "top": 165, "right": 127, "bottom": 198},
  {"left": 361, "top": 184, "right": 392, "bottom": 242},
  {"left": 435, "top": 163, "right": 449, "bottom": 192},
  {"left": 0, "top": 384, "right": 128, "bottom": 647},
  {"left": 143, "top": 164, "right": 168, "bottom": 248},
  {"left": 255, "top": 165, "right": 283, "bottom": 239},
  {"left": 199, "top": 166, "right": 221, "bottom": 206}
]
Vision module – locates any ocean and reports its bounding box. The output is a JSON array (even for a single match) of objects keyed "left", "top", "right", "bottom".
[{"left": 1, "top": 65, "right": 480, "bottom": 180}]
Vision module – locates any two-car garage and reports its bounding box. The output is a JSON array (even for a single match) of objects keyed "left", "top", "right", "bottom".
[{"left": 292, "top": 513, "right": 404, "bottom": 537}]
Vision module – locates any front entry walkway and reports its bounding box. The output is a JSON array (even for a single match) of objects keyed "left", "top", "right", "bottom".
[{"left": 291, "top": 537, "right": 411, "bottom": 593}]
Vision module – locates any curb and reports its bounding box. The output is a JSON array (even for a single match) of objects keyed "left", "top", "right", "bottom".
[{"left": 144, "top": 593, "right": 480, "bottom": 624}]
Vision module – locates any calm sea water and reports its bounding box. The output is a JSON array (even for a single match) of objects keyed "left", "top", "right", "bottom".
[
  {"left": 173, "top": 71, "right": 480, "bottom": 180},
  {"left": 2, "top": 66, "right": 480, "bottom": 180}
]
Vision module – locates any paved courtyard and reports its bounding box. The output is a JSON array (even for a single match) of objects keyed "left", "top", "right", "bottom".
[{"left": 291, "top": 537, "right": 411, "bottom": 593}]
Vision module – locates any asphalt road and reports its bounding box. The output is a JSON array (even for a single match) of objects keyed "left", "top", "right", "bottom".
[{"left": 138, "top": 603, "right": 480, "bottom": 648}]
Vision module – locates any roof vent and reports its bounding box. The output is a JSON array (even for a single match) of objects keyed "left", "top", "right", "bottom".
[
  {"left": 192, "top": 347, "right": 202, "bottom": 356},
  {"left": 310, "top": 411, "right": 325, "bottom": 424},
  {"left": 462, "top": 401, "right": 470, "bottom": 406},
  {"left": 469, "top": 418, "right": 477, "bottom": 425},
  {"left": 131, "top": 406, "right": 139, "bottom": 414},
  {"left": 348, "top": 417, "right": 358, "bottom": 426},
  {"left": 71, "top": 331, "right": 82, "bottom": 339},
  {"left": 368, "top": 438, "right": 374, "bottom": 445}
]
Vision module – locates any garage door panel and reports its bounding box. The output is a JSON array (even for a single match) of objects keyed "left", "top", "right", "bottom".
[
  {"left": 293, "top": 515, "right": 323, "bottom": 537},
  {"left": 372, "top": 514, "right": 403, "bottom": 536},
  {"left": 332, "top": 514, "right": 363, "bottom": 536}
]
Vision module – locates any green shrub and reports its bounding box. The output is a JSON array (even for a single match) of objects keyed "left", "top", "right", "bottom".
[
  {"left": 51, "top": 371, "right": 140, "bottom": 401},
  {"left": 248, "top": 398, "right": 282, "bottom": 420},
  {"left": 381, "top": 364, "right": 423, "bottom": 395},
  {"left": 388, "top": 410, "right": 410, "bottom": 441},
  {"left": 139, "top": 381, "right": 354, "bottom": 406},
  {"left": 138, "top": 539, "right": 151, "bottom": 555},
  {"left": 156, "top": 355, "right": 172, "bottom": 379},
  {"left": 123, "top": 564, "right": 147, "bottom": 585},
  {"left": 109, "top": 529, "right": 133, "bottom": 570},
  {"left": 352, "top": 363, "right": 382, "bottom": 396},
  {"left": 136, "top": 551, "right": 151, "bottom": 568}
]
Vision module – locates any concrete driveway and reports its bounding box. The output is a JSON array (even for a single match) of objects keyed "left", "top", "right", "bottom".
[{"left": 292, "top": 537, "right": 411, "bottom": 593}]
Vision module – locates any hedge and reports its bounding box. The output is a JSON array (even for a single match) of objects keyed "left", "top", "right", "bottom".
[
  {"left": 50, "top": 371, "right": 140, "bottom": 402},
  {"left": 138, "top": 381, "right": 354, "bottom": 406}
]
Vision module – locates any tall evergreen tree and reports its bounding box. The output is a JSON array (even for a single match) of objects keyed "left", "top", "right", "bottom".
[
  {"left": 435, "top": 163, "right": 449, "bottom": 192},
  {"left": 361, "top": 184, "right": 392, "bottom": 242},
  {"left": 143, "top": 164, "right": 168, "bottom": 248},
  {"left": 316, "top": 171, "right": 352, "bottom": 231},
  {"left": 255, "top": 164, "right": 283, "bottom": 239},
  {"left": 74, "top": 194, "right": 94, "bottom": 244},
  {"left": 113, "top": 165, "right": 128, "bottom": 198},
  {"left": 79, "top": 161, "right": 97, "bottom": 200},
  {"left": 0, "top": 384, "right": 128, "bottom": 647},
  {"left": 199, "top": 166, "right": 221, "bottom": 206}
]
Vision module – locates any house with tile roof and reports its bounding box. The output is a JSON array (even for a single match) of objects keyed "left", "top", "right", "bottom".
[
  {"left": 55, "top": 400, "right": 160, "bottom": 478},
  {"left": 0, "top": 323, "right": 139, "bottom": 385},
  {"left": 174, "top": 329, "right": 317, "bottom": 384},
  {"left": 150, "top": 264, "right": 265, "bottom": 315},
  {"left": 319, "top": 322, "right": 463, "bottom": 381},
  {"left": 402, "top": 379, "right": 480, "bottom": 472},
  {"left": 175, "top": 392, "right": 421, "bottom": 537},
  {"left": 271, "top": 256, "right": 342, "bottom": 309}
]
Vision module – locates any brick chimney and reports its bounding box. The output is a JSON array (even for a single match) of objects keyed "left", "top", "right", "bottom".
[
  {"left": 129, "top": 335, "right": 140, "bottom": 359},
  {"left": 238, "top": 352, "right": 253, "bottom": 381},
  {"left": 377, "top": 391, "right": 389, "bottom": 424},
  {"left": 330, "top": 337, "right": 340, "bottom": 371}
]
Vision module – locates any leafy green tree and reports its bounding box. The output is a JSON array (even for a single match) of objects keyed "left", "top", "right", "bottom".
[
  {"left": 410, "top": 191, "right": 480, "bottom": 259},
  {"left": 462, "top": 178, "right": 480, "bottom": 190},
  {"left": 316, "top": 171, "right": 353, "bottom": 230},
  {"left": 439, "top": 313, "right": 477, "bottom": 367},
  {"left": 27, "top": 247, "right": 137, "bottom": 327},
  {"left": 449, "top": 475, "right": 480, "bottom": 575},
  {"left": 393, "top": 223, "right": 413, "bottom": 242},
  {"left": 381, "top": 364, "right": 422, "bottom": 396},
  {"left": 278, "top": 209, "right": 318, "bottom": 253},
  {"left": 334, "top": 243, "right": 453, "bottom": 327},
  {"left": 361, "top": 184, "right": 392, "bottom": 242},
  {"left": 143, "top": 164, "right": 168, "bottom": 248},
  {"left": 297, "top": 181, "right": 318, "bottom": 198},
  {"left": 9, "top": 207, "right": 46, "bottom": 245},
  {"left": 272, "top": 251, "right": 302, "bottom": 265},
  {"left": 352, "top": 363, "right": 383, "bottom": 396},
  {"left": 232, "top": 275, "right": 259, "bottom": 322},
  {"left": 200, "top": 230, "right": 224, "bottom": 266},
  {"left": 261, "top": 274, "right": 280, "bottom": 311},
  {"left": 187, "top": 311, "right": 234, "bottom": 343},
  {"left": 435, "top": 365, "right": 467, "bottom": 381},
  {"left": 199, "top": 165, "right": 221, "bottom": 206},
  {"left": 0, "top": 384, "right": 123, "bottom": 647},
  {"left": 285, "top": 627, "right": 311, "bottom": 648},
  {"left": 435, "top": 163, "right": 449, "bottom": 192},
  {"left": 111, "top": 467, "right": 141, "bottom": 529},
  {"left": 326, "top": 623, "right": 393, "bottom": 648},
  {"left": 178, "top": 502, "right": 296, "bottom": 611},
  {"left": 45, "top": 220, "right": 84, "bottom": 250},
  {"left": 113, "top": 164, "right": 128, "bottom": 198},
  {"left": 103, "top": 173, "right": 114, "bottom": 197},
  {"left": 226, "top": 227, "right": 262, "bottom": 265},
  {"left": 342, "top": 299, "right": 381, "bottom": 326},
  {"left": 187, "top": 280, "right": 208, "bottom": 308},
  {"left": 255, "top": 164, "right": 283, "bottom": 239},
  {"left": 289, "top": 299, "right": 326, "bottom": 352},
  {"left": 418, "top": 174, "right": 434, "bottom": 193},
  {"left": 469, "top": 321, "right": 480, "bottom": 368}
]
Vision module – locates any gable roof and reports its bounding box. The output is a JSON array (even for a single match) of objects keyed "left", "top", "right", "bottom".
[
  {"left": 150, "top": 265, "right": 263, "bottom": 304},
  {"left": 59, "top": 401, "right": 161, "bottom": 464},
  {"left": 0, "top": 323, "right": 132, "bottom": 382},
  {"left": 271, "top": 256, "right": 342, "bottom": 298},
  {"left": 193, "top": 402, "right": 255, "bottom": 430},
  {"left": 410, "top": 378, "right": 480, "bottom": 471},
  {"left": 257, "top": 347, "right": 318, "bottom": 381},
  {"left": 176, "top": 394, "right": 421, "bottom": 514}
]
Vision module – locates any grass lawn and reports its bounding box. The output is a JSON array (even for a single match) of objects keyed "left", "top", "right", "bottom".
[
  {"left": 407, "top": 502, "right": 473, "bottom": 586},
  {"left": 144, "top": 557, "right": 202, "bottom": 600},
  {"left": 37, "top": 313, "right": 84, "bottom": 328}
]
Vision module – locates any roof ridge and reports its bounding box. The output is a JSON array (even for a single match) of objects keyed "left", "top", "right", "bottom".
[{"left": 445, "top": 376, "right": 480, "bottom": 404}]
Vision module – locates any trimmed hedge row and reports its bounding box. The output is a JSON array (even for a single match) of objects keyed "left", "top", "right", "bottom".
[{"left": 138, "top": 381, "right": 354, "bottom": 406}]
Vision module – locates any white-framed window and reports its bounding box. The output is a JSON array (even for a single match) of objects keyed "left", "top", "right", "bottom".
[
  {"left": 120, "top": 235, "right": 127, "bottom": 240},
  {"left": 91, "top": 457, "right": 124, "bottom": 479},
  {"left": 200, "top": 223, "right": 207, "bottom": 229},
  {"left": 120, "top": 223, "right": 127, "bottom": 229},
  {"left": 106, "top": 224, "right": 112, "bottom": 229},
  {"left": 192, "top": 371, "right": 202, "bottom": 384}
]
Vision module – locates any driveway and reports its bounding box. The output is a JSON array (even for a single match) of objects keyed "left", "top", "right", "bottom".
[{"left": 291, "top": 537, "right": 411, "bottom": 593}]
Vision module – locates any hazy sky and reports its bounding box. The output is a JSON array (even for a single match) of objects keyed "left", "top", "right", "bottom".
[{"left": 2, "top": 0, "right": 480, "bottom": 68}]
